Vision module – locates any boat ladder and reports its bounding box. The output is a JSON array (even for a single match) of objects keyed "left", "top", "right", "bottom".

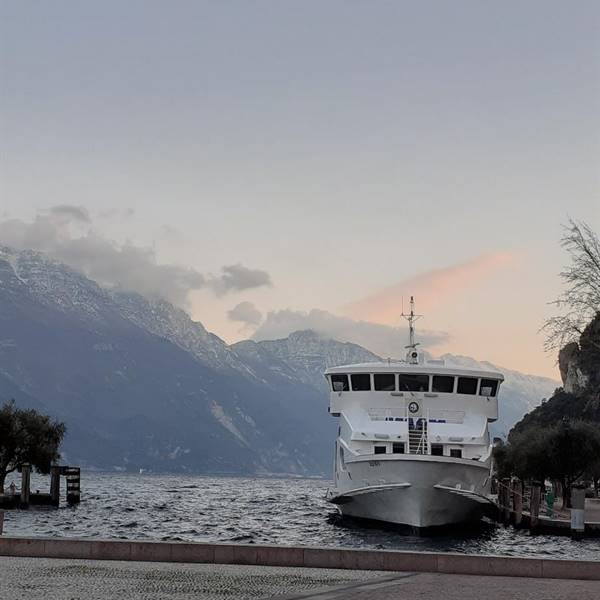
[{"left": 408, "top": 418, "right": 428, "bottom": 454}]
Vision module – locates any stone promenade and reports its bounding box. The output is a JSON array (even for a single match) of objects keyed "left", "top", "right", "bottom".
[{"left": 1, "top": 556, "right": 599, "bottom": 600}]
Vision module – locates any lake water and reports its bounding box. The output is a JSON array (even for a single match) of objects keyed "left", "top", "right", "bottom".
[{"left": 3, "top": 473, "right": 600, "bottom": 559}]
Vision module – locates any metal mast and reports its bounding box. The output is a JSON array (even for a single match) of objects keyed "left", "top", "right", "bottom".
[{"left": 400, "top": 296, "right": 422, "bottom": 350}]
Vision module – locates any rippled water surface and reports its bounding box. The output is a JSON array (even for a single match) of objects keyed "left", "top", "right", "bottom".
[{"left": 3, "top": 473, "right": 600, "bottom": 559}]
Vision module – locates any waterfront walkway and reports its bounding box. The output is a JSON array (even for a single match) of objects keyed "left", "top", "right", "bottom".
[
  {"left": 550, "top": 497, "right": 600, "bottom": 522},
  {"left": 0, "top": 556, "right": 598, "bottom": 600}
]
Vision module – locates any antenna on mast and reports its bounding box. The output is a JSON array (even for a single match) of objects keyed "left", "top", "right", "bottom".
[{"left": 400, "top": 296, "right": 422, "bottom": 351}]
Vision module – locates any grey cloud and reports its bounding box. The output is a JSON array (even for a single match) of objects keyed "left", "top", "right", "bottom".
[
  {"left": 0, "top": 208, "right": 270, "bottom": 308},
  {"left": 212, "top": 264, "right": 272, "bottom": 296},
  {"left": 47, "top": 204, "right": 91, "bottom": 223},
  {"left": 227, "top": 301, "right": 263, "bottom": 327},
  {"left": 97, "top": 207, "right": 136, "bottom": 220},
  {"left": 60, "top": 233, "right": 206, "bottom": 306},
  {"left": 252, "top": 308, "right": 449, "bottom": 358}
]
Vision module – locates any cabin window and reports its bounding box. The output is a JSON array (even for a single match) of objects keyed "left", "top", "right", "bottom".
[
  {"left": 392, "top": 442, "right": 405, "bottom": 454},
  {"left": 374, "top": 373, "right": 395, "bottom": 391},
  {"left": 457, "top": 377, "right": 478, "bottom": 395},
  {"left": 432, "top": 375, "right": 454, "bottom": 393},
  {"left": 479, "top": 378, "right": 499, "bottom": 397},
  {"left": 351, "top": 373, "right": 371, "bottom": 391},
  {"left": 331, "top": 374, "right": 349, "bottom": 392},
  {"left": 431, "top": 444, "right": 444, "bottom": 456},
  {"left": 450, "top": 449, "right": 462, "bottom": 459},
  {"left": 398, "top": 374, "right": 430, "bottom": 392},
  {"left": 374, "top": 445, "right": 387, "bottom": 455}
]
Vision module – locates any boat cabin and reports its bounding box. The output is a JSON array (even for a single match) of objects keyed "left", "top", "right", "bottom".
[{"left": 325, "top": 358, "right": 504, "bottom": 461}]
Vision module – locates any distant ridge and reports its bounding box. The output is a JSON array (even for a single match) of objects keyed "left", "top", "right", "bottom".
[{"left": 0, "top": 246, "right": 558, "bottom": 473}]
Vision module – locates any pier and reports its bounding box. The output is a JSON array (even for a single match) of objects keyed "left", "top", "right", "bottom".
[
  {"left": 495, "top": 478, "right": 600, "bottom": 538},
  {"left": 0, "top": 464, "right": 80, "bottom": 510}
]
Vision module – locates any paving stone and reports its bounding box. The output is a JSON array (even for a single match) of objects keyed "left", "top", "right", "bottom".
[
  {"left": 0, "top": 556, "right": 385, "bottom": 600},
  {"left": 294, "top": 572, "right": 600, "bottom": 600}
]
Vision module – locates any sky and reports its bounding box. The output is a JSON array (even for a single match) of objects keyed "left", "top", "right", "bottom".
[{"left": 1, "top": 1, "right": 599, "bottom": 378}]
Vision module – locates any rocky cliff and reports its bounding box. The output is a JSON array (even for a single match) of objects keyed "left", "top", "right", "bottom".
[
  {"left": 558, "top": 313, "right": 600, "bottom": 395},
  {"left": 510, "top": 312, "right": 600, "bottom": 438}
]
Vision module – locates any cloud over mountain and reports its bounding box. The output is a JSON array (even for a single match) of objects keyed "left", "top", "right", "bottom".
[
  {"left": 228, "top": 301, "right": 263, "bottom": 327},
  {"left": 46, "top": 204, "right": 92, "bottom": 223},
  {"left": 252, "top": 308, "right": 449, "bottom": 358},
  {"left": 0, "top": 206, "right": 271, "bottom": 307}
]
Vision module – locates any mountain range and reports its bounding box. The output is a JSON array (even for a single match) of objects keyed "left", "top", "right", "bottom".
[{"left": 0, "top": 246, "right": 558, "bottom": 476}]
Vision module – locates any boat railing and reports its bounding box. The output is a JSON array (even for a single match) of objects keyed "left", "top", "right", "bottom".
[
  {"left": 338, "top": 437, "right": 359, "bottom": 457},
  {"left": 428, "top": 409, "right": 465, "bottom": 424},
  {"left": 480, "top": 444, "right": 494, "bottom": 463},
  {"left": 426, "top": 408, "right": 431, "bottom": 455}
]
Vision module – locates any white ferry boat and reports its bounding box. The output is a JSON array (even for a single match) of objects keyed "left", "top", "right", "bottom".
[{"left": 325, "top": 298, "right": 503, "bottom": 530}]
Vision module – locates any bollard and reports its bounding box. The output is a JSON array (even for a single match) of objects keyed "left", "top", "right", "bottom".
[
  {"left": 530, "top": 482, "right": 541, "bottom": 532},
  {"left": 20, "top": 463, "right": 31, "bottom": 509},
  {"left": 571, "top": 484, "right": 586, "bottom": 539},
  {"left": 0, "top": 510, "right": 4, "bottom": 535},
  {"left": 512, "top": 478, "right": 523, "bottom": 527}
]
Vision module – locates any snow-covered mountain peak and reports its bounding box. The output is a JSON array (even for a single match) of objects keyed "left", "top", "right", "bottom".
[
  {"left": 110, "top": 291, "right": 247, "bottom": 371},
  {"left": 0, "top": 245, "right": 116, "bottom": 323}
]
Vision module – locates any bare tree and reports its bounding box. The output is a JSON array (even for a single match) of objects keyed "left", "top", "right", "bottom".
[{"left": 542, "top": 219, "right": 600, "bottom": 352}]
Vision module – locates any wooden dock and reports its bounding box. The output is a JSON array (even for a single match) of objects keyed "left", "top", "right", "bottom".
[
  {"left": 0, "top": 464, "right": 80, "bottom": 510},
  {"left": 495, "top": 478, "right": 600, "bottom": 538}
]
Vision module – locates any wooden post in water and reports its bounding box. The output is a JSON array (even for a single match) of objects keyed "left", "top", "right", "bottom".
[
  {"left": 496, "top": 480, "right": 503, "bottom": 521},
  {"left": 497, "top": 480, "right": 505, "bottom": 522},
  {"left": 501, "top": 478, "right": 511, "bottom": 524},
  {"left": 50, "top": 465, "right": 61, "bottom": 507},
  {"left": 0, "top": 510, "right": 4, "bottom": 535},
  {"left": 20, "top": 463, "right": 31, "bottom": 509},
  {"left": 571, "top": 484, "right": 586, "bottom": 539},
  {"left": 512, "top": 478, "right": 523, "bottom": 527},
  {"left": 530, "top": 481, "right": 541, "bottom": 533}
]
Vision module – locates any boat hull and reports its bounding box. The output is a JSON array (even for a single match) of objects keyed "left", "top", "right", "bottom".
[{"left": 329, "top": 455, "right": 493, "bottom": 529}]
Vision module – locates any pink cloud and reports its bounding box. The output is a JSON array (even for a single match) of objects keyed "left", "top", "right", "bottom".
[{"left": 343, "top": 252, "right": 515, "bottom": 325}]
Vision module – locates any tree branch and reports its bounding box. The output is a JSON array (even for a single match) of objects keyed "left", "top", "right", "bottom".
[{"left": 543, "top": 219, "right": 600, "bottom": 352}]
